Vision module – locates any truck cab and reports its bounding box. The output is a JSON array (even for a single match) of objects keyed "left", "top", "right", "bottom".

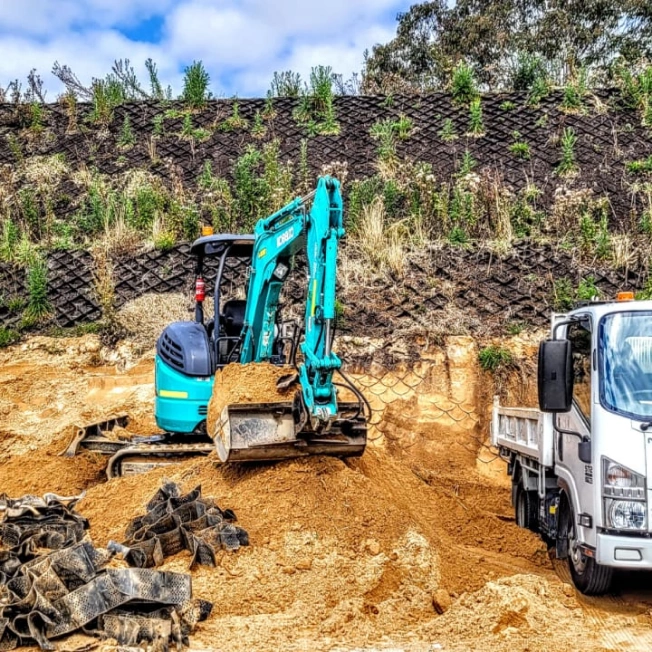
[{"left": 493, "top": 295, "right": 652, "bottom": 594}]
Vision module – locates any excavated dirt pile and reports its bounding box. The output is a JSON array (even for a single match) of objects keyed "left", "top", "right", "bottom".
[
  {"left": 206, "top": 362, "right": 294, "bottom": 437},
  {"left": 2, "top": 332, "right": 652, "bottom": 650}
]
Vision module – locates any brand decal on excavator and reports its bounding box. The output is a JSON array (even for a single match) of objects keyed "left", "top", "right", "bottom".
[{"left": 276, "top": 227, "right": 294, "bottom": 248}]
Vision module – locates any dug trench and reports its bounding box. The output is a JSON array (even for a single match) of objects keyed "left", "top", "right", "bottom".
[{"left": 2, "top": 333, "right": 652, "bottom": 650}]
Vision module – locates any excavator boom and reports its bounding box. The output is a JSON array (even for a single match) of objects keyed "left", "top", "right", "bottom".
[{"left": 210, "top": 177, "right": 367, "bottom": 462}]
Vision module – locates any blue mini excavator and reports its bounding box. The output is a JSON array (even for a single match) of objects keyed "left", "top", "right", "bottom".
[{"left": 103, "top": 176, "right": 367, "bottom": 476}]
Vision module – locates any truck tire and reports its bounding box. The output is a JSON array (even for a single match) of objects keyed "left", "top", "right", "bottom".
[
  {"left": 564, "top": 499, "right": 614, "bottom": 595},
  {"left": 515, "top": 485, "right": 539, "bottom": 533}
]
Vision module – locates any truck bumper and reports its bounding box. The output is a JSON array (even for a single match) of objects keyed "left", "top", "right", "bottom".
[{"left": 596, "top": 532, "right": 652, "bottom": 567}]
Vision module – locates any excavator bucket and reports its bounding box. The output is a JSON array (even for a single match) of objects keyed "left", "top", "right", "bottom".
[{"left": 212, "top": 400, "right": 367, "bottom": 463}]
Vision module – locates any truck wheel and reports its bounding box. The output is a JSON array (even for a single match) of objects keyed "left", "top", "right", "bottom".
[
  {"left": 515, "top": 486, "right": 539, "bottom": 533},
  {"left": 565, "top": 502, "right": 613, "bottom": 595}
]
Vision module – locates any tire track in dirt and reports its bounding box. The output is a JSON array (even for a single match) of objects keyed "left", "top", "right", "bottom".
[{"left": 553, "top": 558, "right": 652, "bottom": 650}]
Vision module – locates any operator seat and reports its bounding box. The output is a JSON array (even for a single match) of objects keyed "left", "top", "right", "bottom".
[{"left": 222, "top": 300, "right": 247, "bottom": 338}]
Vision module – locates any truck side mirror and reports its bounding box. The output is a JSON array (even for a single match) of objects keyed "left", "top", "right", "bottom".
[{"left": 538, "top": 340, "right": 573, "bottom": 413}]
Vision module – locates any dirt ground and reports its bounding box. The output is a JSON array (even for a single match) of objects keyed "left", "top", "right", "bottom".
[{"left": 2, "top": 333, "right": 652, "bottom": 651}]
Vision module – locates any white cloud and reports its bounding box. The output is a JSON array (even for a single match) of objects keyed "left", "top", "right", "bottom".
[
  {"left": 0, "top": 0, "right": 405, "bottom": 97},
  {"left": 0, "top": 0, "right": 176, "bottom": 35}
]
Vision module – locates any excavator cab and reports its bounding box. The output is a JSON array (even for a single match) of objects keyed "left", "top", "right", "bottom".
[
  {"left": 155, "top": 233, "right": 299, "bottom": 436},
  {"left": 193, "top": 234, "right": 254, "bottom": 368},
  {"left": 192, "top": 234, "right": 298, "bottom": 368}
]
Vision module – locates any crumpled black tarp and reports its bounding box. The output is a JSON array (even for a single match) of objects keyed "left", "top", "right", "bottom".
[
  {"left": 109, "top": 481, "right": 249, "bottom": 569},
  {"left": 0, "top": 492, "right": 211, "bottom": 651}
]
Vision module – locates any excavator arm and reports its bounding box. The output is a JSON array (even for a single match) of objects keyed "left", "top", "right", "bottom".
[{"left": 239, "top": 176, "right": 343, "bottom": 425}]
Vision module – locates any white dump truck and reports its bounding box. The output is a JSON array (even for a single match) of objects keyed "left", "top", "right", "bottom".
[{"left": 492, "top": 294, "right": 652, "bottom": 594}]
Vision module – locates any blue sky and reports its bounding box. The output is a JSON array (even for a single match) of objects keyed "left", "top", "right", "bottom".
[{"left": 0, "top": 0, "right": 411, "bottom": 98}]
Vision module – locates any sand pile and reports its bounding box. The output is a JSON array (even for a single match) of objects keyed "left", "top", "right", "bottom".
[
  {"left": 418, "top": 574, "right": 594, "bottom": 651},
  {"left": 76, "top": 450, "right": 443, "bottom": 650},
  {"left": 0, "top": 335, "right": 156, "bottom": 495}
]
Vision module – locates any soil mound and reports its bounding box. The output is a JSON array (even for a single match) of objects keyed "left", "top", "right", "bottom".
[
  {"left": 206, "top": 363, "right": 294, "bottom": 437},
  {"left": 420, "top": 574, "right": 592, "bottom": 651},
  {"left": 77, "top": 450, "right": 442, "bottom": 650}
]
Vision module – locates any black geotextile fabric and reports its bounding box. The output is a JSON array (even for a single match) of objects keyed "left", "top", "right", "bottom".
[
  {"left": 0, "top": 240, "right": 645, "bottom": 334},
  {"left": 109, "top": 481, "right": 249, "bottom": 569},
  {"left": 0, "top": 486, "right": 243, "bottom": 650}
]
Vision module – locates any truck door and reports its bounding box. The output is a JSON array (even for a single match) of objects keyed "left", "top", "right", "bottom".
[{"left": 555, "top": 319, "right": 593, "bottom": 516}]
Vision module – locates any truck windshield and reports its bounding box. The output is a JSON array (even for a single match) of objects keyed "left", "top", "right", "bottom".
[{"left": 599, "top": 311, "right": 652, "bottom": 420}]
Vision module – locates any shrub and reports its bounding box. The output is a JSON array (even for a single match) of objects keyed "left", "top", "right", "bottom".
[
  {"left": 145, "top": 58, "right": 166, "bottom": 100},
  {"left": 233, "top": 146, "right": 268, "bottom": 230},
  {"left": 0, "top": 218, "right": 20, "bottom": 262},
  {"left": 30, "top": 103, "right": 44, "bottom": 132},
  {"left": 458, "top": 150, "right": 477, "bottom": 176},
  {"left": 577, "top": 276, "right": 599, "bottom": 301},
  {"left": 450, "top": 62, "right": 478, "bottom": 105},
  {"left": 394, "top": 114, "right": 413, "bottom": 140},
  {"left": 131, "top": 184, "right": 166, "bottom": 232},
  {"left": 23, "top": 256, "right": 52, "bottom": 324},
  {"left": 614, "top": 62, "right": 652, "bottom": 126},
  {"left": 153, "top": 230, "right": 176, "bottom": 251},
  {"left": 553, "top": 277, "right": 574, "bottom": 310},
  {"left": 560, "top": 69, "right": 588, "bottom": 113},
  {"left": 269, "top": 70, "right": 302, "bottom": 97},
  {"left": 579, "top": 208, "right": 610, "bottom": 258},
  {"left": 478, "top": 345, "right": 513, "bottom": 372},
  {"left": 180, "top": 113, "right": 211, "bottom": 141},
  {"left": 220, "top": 101, "right": 248, "bottom": 131},
  {"left": 448, "top": 225, "right": 469, "bottom": 245},
  {"left": 118, "top": 115, "right": 135, "bottom": 147},
  {"left": 89, "top": 78, "right": 124, "bottom": 125},
  {"left": 182, "top": 60, "right": 211, "bottom": 108},
  {"left": 510, "top": 53, "right": 547, "bottom": 93},
  {"left": 251, "top": 110, "right": 266, "bottom": 138},
  {"left": 0, "top": 327, "right": 20, "bottom": 348},
  {"left": 467, "top": 98, "right": 485, "bottom": 137},
  {"left": 556, "top": 127, "right": 578, "bottom": 176},
  {"left": 438, "top": 118, "right": 458, "bottom": 142},
  {"left": 527, "top": 75, "right": 550, "bottom": 107},
  {"left": 370, "top": 119, "right": 397, "bottom": 162},
  {"left": 294, "top": 65, "right": 339, "bottom": 135},
  {"left": 152, "top": 114, "right": 164, "bottom": 136}
]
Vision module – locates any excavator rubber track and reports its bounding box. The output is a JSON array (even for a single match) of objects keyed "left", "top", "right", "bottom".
[
  {"left": 106, "top": 442, "right": 215, "bottom": 479},
  {"left": 213, "top": 400, "right": 367, "bottom": 463}
]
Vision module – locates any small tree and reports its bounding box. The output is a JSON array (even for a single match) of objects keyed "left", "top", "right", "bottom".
[{"left": 182, "top": 61, "right": 211, "bottom": 108}]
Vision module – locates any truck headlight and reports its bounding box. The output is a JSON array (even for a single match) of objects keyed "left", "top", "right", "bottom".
[
  {"left": 606, "top": 500, "right": 647, "bottom": 530},
  {"left": 603, "top": 458, "right": 647, "bottom": 530}
]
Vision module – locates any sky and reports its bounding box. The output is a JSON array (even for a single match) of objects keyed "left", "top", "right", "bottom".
[{"left": 0, "top": 0, "right": 411, "bottom": 99}]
